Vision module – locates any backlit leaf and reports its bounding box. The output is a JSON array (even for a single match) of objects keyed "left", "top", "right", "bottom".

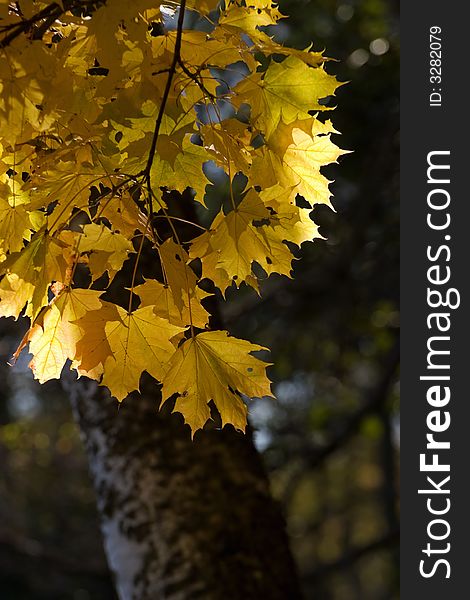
[
  {"left": 161, "top": 330, "right": 273, "bottom": 434},
  {"left": 101, "top": 306, "right": 184, "bottom": 401},
  {"left": 0, "top": 0, "right": 346, "bottom": 433}
]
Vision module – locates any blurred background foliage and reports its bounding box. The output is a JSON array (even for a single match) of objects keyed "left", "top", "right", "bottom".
[{"left": 0, "top": 0, "right": 399, "bottom": 598}]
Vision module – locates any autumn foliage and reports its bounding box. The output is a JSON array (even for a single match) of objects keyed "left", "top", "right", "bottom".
[{"left": 0, "top": 0, "right": 345, "bottom": 434}]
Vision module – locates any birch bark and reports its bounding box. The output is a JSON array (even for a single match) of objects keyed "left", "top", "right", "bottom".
[{"left": 66, "top": 376, "right": 302, "bottom": 600}]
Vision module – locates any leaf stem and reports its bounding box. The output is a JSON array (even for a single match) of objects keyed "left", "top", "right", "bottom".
[
  {"left": 152, "top": 214, "right": 207, "bottom": 232},
  {"left": 148, "top": 187, "right": 195, "bottom": 337},
  {"left": 128, "top": 217, "right": 151, "bottom": 314}
]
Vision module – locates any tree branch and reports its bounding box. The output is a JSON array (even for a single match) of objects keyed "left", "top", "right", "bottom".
[
  {"left": 177, "top": 59, "right": 217, "bottom": 102},
  {"left": 144, "top": 0, "right": 187, "bottom": 179},
  {"left": 0, "top": 1, "right": 102, "bottom": 49}
]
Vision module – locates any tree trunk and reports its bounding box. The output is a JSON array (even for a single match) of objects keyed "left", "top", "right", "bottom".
[{"left": 65, "top": 374, "right": 302, "bottom": 600}]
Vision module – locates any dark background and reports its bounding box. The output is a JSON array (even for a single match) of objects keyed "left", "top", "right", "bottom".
[{"left": 0, "top": 1, "right": 399, "bottom": 598}]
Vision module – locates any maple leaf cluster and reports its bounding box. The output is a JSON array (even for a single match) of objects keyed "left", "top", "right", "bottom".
[{"left": 0, "top": 0, "right": 346, "bottom": 434}]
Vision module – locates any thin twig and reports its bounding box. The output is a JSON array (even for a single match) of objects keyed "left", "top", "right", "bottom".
[
  {"left": 0, "top": 0, "right": 102, "bottom": 49},
  {"left": 177, "top": 59, "right": 217, "bottom": 101},
  {"left": 143, "top": 0, "right": 187, "bottom": 179}
]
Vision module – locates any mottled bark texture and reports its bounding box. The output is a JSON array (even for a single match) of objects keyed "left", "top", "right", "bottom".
[{"left": 65, "top": 374, "right": 302, "bottom": 600}]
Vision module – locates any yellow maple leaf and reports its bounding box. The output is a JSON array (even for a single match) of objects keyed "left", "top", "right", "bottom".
[
  {"left": 134, "top": 279, "right": 210, "bottom": 329},
  {"left": 200, "top": 119, "right": 253, "bottom": 174},
  {"left": 150, "top": 136, "right": 212, "bottom": 203},
  {"left": 79, "top": 223, "right": 134, "bottom": 282},
  {"left": 252, "top": 118, "right": 347, "bottom": 206},
  {"left": 251, "top": 32, "right": 325, "bottom": 68},
  {"left": 73, "top": 301, "right": 123, "bottom": 380},
  {"left": 161, "top": 330, "right": 273, "bottom": 434},
  {"left": 0, "top": 42, "right": 57, "bottom": 144},
  {"left": 0, "top": 0, "right": 347, "bottom": 434},
  {"left": 186, "top": 0, "right": 220, "bottom": 14},
  {"left": 159, "top": 238, "right": 200, "bottom": 311},
  {"left": 188, "top": 232, "right": 235, "bottom": 294},
  {"left": 174, "top": 30, "right": 247, "bottom": 68},
  {"left": 111, "top": 104, "right": 195, "bottom": 168},
  {"left": 219, "top": 4, "right": 281, "bottom": 38},
  {"left": 260, "top": 184, "right": 322, "bottom": 247},
  {"left": 234, "top": 56, "right": 341, "bottom": 136},
  {"left": 0, "top": 196, "right": 32, "bottom": 253},
  {"left": 189, "top": 189, "right": 306, "bottom": 289},
  {"left": 0, "top": 231, "right": 70, "bottom": 319},
  {"left": 28, "top": 164, "right": 117, "bottom": 232},
  {"left": 101, "top": 305, "right": 184, "bottom": 401},
  {"left": 208, "top": 191, "right": 270, "bottom": 279},
  {"left": 27, "top": 288, "right": 103, "bottom": 383},
  {"left": 98, "top": 192, "right": 143, "bottom": 238}
]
